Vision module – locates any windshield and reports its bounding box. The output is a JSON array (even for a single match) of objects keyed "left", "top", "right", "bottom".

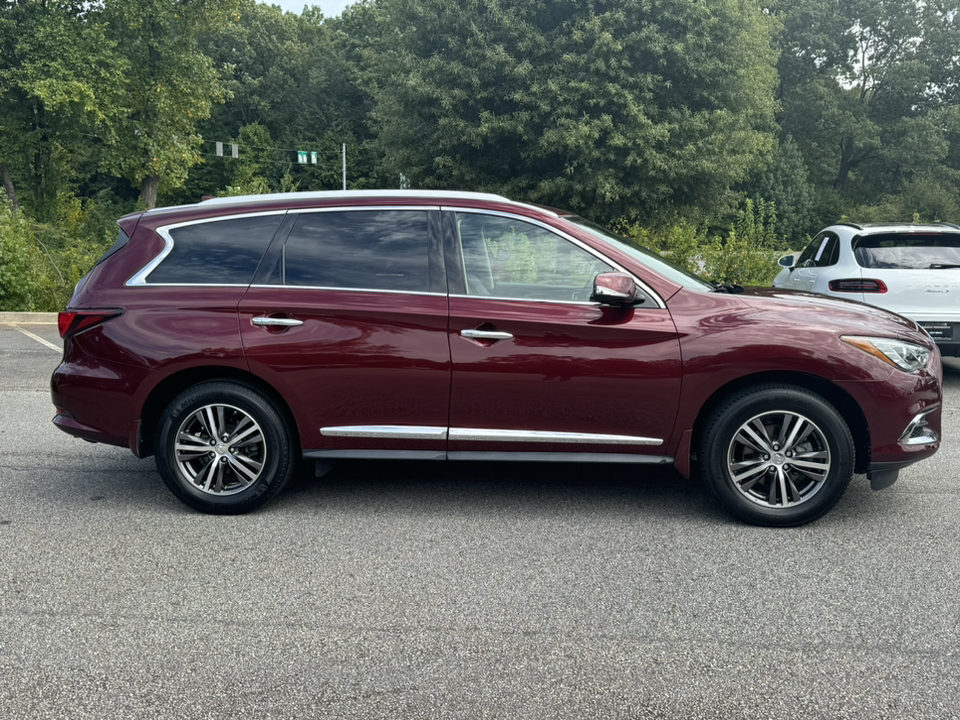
[{"left": 566, "top": 216, "right": 715, "bottom": 291}]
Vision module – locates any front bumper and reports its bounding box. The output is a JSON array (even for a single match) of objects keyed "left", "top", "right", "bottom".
[{"left": 838, "top": 350, "right": 942, "bottom": 478}]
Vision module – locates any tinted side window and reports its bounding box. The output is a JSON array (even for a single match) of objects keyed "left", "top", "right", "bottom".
[
  {"left": 283, "top": 211, "right": 431, "bottom": 292},
  {"left": 148, "top": 215, "right": 283, "bottom": 284},
  {"left": 456, "top": 213, "right": 612, "bottom": 300}
]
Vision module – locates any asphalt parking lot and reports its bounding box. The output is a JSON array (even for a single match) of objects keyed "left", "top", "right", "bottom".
[{"left": 1, "top": 317, "right": 959, "bottom": 719}]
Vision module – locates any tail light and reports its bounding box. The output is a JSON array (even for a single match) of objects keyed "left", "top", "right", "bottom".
[
  {"left": 58, "top": 310, "right": 122, "bottom": 339},
  {"left": 828, "top": 279, "right": 888, "bottom": 293}
]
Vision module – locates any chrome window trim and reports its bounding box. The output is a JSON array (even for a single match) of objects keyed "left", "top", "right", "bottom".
[
  {"left": 126, "top": 210, "right": 288, "bottom": 287},
  {"left": 448, "top": 427, "right": 663, "bottom": 446},
  {"left": 127, "top": 283, "right": 251, "bottom": 288},
  {"left": 443, "top": 206, "right": 667, "bottom": 309}
]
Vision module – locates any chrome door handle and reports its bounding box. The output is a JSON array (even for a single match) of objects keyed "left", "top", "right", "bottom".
[
  {"left": 252, "top": 316, "right": 304, "bottom": 327},
  {"left": 460, "top": 329, "right": 513, "bottom": 340}
]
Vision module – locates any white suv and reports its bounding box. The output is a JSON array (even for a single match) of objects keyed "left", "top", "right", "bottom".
[{"left": 774, "top": 222, "right": 960, "bottom": 356}]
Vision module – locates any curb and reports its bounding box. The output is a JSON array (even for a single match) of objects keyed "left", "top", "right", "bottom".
[{"left": 0, "top": 312, "right": 58, "bottom": 324}]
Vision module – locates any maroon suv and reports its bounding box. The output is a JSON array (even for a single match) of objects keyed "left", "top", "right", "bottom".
[{"left": 52, "top": 191, "right": 942, "bottom": 525}]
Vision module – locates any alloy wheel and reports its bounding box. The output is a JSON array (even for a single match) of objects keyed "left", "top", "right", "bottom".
[
  {"left": 726, "top": 410, "right": 831, "bottom": 508},
  {"left": 174, "top": 403, "right": 267, "bottom": 495}
]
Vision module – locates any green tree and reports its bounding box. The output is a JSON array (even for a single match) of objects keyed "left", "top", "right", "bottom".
[
  {"left": 0, "top": 0, "right": 124, "bottom": 219},
  {"left": 774, "top": 0, "right": 960, "bottom": 217},
  {"left": 364, "top": 0, "right": 779, "bottom": 223},
  {"left": 184, "top": 0, "right": 373, "bottom": 199},
  {"left": 100, "top": 0, "right": 231, "bottom": 208},
  {"left": 748, "top": 135, "right": 817, "bottom": 245}
]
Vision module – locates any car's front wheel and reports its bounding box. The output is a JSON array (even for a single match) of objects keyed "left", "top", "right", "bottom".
[
  {"left": 699, "top": 384, "right": 855, "bottom": 526},
  {"left": 155, "top": 381, "right": 295, "bottom": 514}
]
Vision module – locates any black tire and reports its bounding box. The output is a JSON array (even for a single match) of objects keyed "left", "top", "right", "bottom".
[
  {"left": 699, "top": 384, "right": 854, "bottom": 527},
  {"left": 155, "top": 381, "right": 295, "bottom": 514}
]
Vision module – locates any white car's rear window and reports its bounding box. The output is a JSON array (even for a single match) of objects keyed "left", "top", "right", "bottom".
[{"left": 853, "top": 233, "right": 960, "bottom": 269}]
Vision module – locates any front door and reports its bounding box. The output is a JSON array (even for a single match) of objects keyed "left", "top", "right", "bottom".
[{"left": 445, "top": 210, "right": 683, "bottom": 460}]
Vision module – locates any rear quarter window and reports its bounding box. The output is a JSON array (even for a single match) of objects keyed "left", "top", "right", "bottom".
[
  {"left": 854, "top": 233, "right": 960, "bottom": 269},
  {"left": 146, "top": 214, "right": 284, "bottom": 285}
]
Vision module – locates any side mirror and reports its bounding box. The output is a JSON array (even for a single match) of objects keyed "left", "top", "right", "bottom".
[
  {"left": 590, "top": 272, "right": 639, "bottom": 306},
  {"left": 778, "top": 254, "right": 796, "bottom": 269}
]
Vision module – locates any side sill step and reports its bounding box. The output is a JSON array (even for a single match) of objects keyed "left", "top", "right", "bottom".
[{"left": 303, "top": 449, "right": 672, "bottom": 464}]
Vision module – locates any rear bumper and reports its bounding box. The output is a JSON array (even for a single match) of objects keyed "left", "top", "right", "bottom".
[
  {"left": 50, "top": 359, "right": 147, "bottom": 453},
  {"left": 52, "top": 411, "right": 127, "bottom": 448}
]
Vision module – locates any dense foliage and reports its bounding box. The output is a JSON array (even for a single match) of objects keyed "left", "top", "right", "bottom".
[{"left": 3, "top": 0, "right": 960, "bottom": 308}]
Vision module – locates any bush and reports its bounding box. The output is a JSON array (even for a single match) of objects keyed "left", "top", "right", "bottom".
[
  {"left": 702, "top": 199, "right": 786, "bottom": 286},
  {"left": 628, "top": 220, "right": 708, "bottom": 275},
  {"left": 1, "top": 203, "right": 43, "bottom": 309},
  {"left": 0, "top": 196, "right": 119, "bottom": 311},
  {"left": 701, "top": 231, "right": 784, "bottom": 286},
  {"left": 625, "top": 199, "right": 786, "bottom": 286}
]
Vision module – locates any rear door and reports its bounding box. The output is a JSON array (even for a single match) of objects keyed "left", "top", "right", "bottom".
[{"left": 238, "top": 207, "right": 452, "bottom": 457}]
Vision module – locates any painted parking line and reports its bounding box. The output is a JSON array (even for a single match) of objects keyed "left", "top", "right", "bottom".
[{"left": 2, "top": 322, "right": 61, "bottom": 352}]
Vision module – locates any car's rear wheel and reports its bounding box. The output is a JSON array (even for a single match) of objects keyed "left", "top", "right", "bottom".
[
  {"left": 155, "top": 381, "right": 295, "bottom": 514},
  {"left": 699, "top": 384, "right": 854, "bottom": 526}
]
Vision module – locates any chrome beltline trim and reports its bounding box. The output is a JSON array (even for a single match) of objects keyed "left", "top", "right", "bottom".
[
  {"left": 248, "top": 284, "right": 447, "bottom": 297},
  {"left": 448, "top": 293, "right": 600, "bottom": 306},
  {"left": 321, "top": 425, "right": 448, "bottom": 440}
]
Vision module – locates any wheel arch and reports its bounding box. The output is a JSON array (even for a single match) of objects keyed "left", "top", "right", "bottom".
[
  {"left": 136, "top": 367, "right": 300, "bottom": 459},
  {"left": 689, "top": 371, "right": 870, "bottom": 475}
]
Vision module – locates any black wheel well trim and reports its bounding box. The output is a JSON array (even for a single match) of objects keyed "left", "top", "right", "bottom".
[
  {"left": 136, "top": 367, "right": 301, "bottom": 458},
  {"left": 688, "top": 371, "right": 870, "bottom": 474}
]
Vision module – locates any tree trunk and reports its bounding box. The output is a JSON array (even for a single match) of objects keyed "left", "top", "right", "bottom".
[
  {"left": 834, "top": 136, "right": 856, "bottom": 192},
  {"left": 141, "top": 175, "right": 160, "bottom": 210},
  {"left": 0, "top": 163, "right": 18, "bottom": 211}
]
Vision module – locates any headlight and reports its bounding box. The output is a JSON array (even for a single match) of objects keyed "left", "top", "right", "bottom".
[{"left": 840, "top": 336, "right": 931, "bottom": 372}]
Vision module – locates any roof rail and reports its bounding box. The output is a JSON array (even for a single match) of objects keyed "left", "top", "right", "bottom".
[
  {"left": 931, "top": 221, "right": 960, "bottom": 230},
  {"left": 834, "top": 222, "right": 864, "bottom": 230}
]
